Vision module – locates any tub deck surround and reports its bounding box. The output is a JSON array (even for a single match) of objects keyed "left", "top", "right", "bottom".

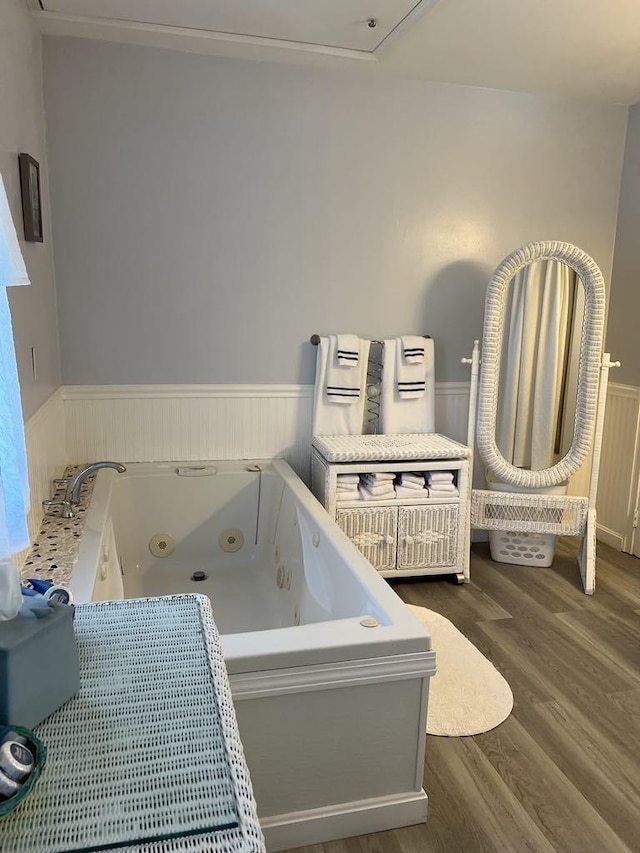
[
  {"left": 20, "top": 465, "right": 97, "bottom": 586},
  {"left": 59, "top": 458, "right": 434, "bottom": 850}
]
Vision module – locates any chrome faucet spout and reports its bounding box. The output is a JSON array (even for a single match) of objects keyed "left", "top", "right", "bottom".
[{"left": 66, "top": 461, "right": 127, "bottom": 506}]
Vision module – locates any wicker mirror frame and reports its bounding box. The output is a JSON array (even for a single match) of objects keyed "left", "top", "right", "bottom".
[{"left": 476, "top": 241, "right": 606, "bottom": 489}]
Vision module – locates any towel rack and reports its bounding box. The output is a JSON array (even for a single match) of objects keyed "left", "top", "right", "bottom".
[
  {"left": 310, "top": 334, "right": 432, "bottom": 433},
  {"left": 309, "top": 334, "right": 431, "bottom": 345}
]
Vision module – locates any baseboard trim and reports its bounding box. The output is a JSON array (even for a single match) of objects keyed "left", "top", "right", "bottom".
[
  {"left": 596, "top": 523, "right": 624, "bottom": 550},
  {"left": 260, "top": 790, "right": 428, "bottom": 852}
]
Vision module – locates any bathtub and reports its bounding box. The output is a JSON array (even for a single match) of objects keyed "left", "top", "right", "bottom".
[{"left": 70, "top": 460, "right": 435, "bottom": 851}]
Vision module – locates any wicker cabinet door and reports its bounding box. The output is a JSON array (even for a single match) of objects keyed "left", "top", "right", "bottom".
[
  {"left": 398, "top": 504, "right": 459, "bottom": 569},
  {"left": 336, "top": 507, "right": 397, "bottom": 571}
]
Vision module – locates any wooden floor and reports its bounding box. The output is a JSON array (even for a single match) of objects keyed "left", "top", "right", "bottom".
[{"left": 287, "top": 540, "right": 640, "bottom": 853}]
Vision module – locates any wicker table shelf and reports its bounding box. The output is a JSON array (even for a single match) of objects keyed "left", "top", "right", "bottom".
[
  {"left": 0, "top": 595, "right": 265, "bottom": 853},
  {"left": 312, "top": 434, "right": 472, "bottom": 582}
]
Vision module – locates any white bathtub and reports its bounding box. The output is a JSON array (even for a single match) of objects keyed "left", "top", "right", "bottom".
[{"left": 71, "top": 460, "right": 435, "bottom": 851}]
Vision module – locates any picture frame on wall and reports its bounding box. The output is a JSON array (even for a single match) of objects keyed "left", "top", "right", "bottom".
[{"left": 18, "top": 153, "right": 43, "bottom": 242}]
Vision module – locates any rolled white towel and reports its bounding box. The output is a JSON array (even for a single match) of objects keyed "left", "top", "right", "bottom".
[
  {"left": 358, "top": 484, "right": 395, "bottom": 501},
  {"left": 395, "top": 484, "right": 427, "bottom": 498}
]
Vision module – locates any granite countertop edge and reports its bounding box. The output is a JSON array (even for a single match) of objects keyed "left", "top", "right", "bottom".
[{"left": 20, "top": 466, "right": 97, "bottom": 589}]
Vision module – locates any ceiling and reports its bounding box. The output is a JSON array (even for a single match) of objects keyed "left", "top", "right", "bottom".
[{"left": 31, "top": 0, "right": 640, "bottom": 104}]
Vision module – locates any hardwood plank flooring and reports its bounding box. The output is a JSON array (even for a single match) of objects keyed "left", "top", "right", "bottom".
[{"left": 286, "top": 541, "right": 640, "bottom": 853}]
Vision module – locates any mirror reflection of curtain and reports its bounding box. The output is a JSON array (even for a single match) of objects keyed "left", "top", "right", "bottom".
[{"left": 497, "top": 260, "right": 580, "bottom": 470}]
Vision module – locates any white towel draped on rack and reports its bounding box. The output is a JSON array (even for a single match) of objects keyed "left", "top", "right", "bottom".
[
  {"left": 380, "top": 337, "right": 435, "bottom": 434},
  {"left": 312, "top": 335, "right": 371, "bottom": 436}
]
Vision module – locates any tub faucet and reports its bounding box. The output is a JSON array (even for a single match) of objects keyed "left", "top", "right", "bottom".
[
  {"left": 43, "top": 462, "right": 126, "bottom": 519},
  {"left": 66, "top": 461, "right": 127, "bottom": 507}
]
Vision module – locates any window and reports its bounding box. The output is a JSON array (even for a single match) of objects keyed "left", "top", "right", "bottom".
[{"left": 0, "top": 173, "right": 31, "bottom": 562}]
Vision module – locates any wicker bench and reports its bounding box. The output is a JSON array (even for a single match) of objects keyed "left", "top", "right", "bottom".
[
  {"left": 0, "top": 595, "right": 265, "bottom": 853},
  {"left": 311, "top": 434, "right": 472, "bottom": 582}
]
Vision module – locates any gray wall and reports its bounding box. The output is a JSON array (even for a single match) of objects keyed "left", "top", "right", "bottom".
[
  {"left": 607, "top": 102, "right": 640, "bottom": 388},
  {"left": 44, "top": 38, "right": 627, "bottom": 386},
  {"left": 1, "top": 1, "right": 61, "bottom": 417}
]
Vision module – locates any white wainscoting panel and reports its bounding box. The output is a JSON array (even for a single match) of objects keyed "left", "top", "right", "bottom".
[
  {"left": 62, "top": 383, "right": 472, "bottom": 487},
  {"left": 16, "top": 388, "right": 68, "bottom": 568},
  {"left": 26, "top": 382, "right": 635, "bottom": 559},
  {"left": 434, "top": 382, "right": 471, "bottom": 445},
  {"left": 63, "top": 385, "right": 315, "bottom": 482},
  {"left": 596, "top": 383, "right": 640, "bottom": 551}
]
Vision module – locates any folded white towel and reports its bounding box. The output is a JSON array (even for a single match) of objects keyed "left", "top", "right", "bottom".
[
  {"left": 427, "top": 471, "right": 454, "bottom": 485},
  {"left": 380, "top": 337, "right": 435, "bottom": 434},
  {"left": 312, "top": 335, "right": 371, "bottom": 435},
  {"left": 358, "top": 484, "right": 395, "bottom": 501},
  {"left": 398, "top": 472, "right": 425, "bottom": 486},
  {"left": 395, "top": 484, "right": 427, "bottom": 498},
  {"left": 401, "top": 335, "right": 426, "bottom": 365},
  {"left": 428, "top": 484, "right": 459, "bottom": 495},
  {"left": 361, "top": 472, "right": 395, "bottom": 485},
  {"left": 337, "top": 474, "right": 360, "bottom": 485},
  {"left": 395, "top": 479, "right": 425, "bottom": 491},
  {"left": 336, "top": 334, "right": 360, "bottom": 367},
  {"left": 336, "top": 483, "right": 359, "bottom": 493},
  {"left": 336, "top": 490, "right": 359, "bottom": 502},
  {"left": 359, "top": 479, "right": 396, "bottom": 497}
]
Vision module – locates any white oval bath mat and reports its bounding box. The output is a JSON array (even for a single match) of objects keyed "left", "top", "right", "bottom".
[{"left": 407, "top": 604, "right": 513, "bottom": 737}]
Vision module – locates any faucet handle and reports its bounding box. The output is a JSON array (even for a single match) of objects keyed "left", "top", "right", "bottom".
[{"left": 43, "top": 498, "right": 74, "bottom": 519}]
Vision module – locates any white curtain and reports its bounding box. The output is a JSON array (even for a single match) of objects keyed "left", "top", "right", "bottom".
[
  {"left": 497, "top": 260, "right": 579, "bottom": 471},
  {"left": 0, "top": 173, "right": 31, "bottom": 562}
]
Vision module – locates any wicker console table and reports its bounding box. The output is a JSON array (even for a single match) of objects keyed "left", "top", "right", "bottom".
[
  {"left": 311, "top": 434, "right": 472, "bottom": 582},
  {"left": 0, "top": 595, "right": 265, "bottom": 853}
]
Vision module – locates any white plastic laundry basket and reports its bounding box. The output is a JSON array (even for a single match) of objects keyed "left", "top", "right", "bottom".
[{"left": 487, "top": 477, "right": 568, "bottom": 568}]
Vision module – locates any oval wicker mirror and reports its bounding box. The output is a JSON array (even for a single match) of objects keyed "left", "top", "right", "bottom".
[{"left": 476, "top": 241, "right": 606, "bottom": 489}]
